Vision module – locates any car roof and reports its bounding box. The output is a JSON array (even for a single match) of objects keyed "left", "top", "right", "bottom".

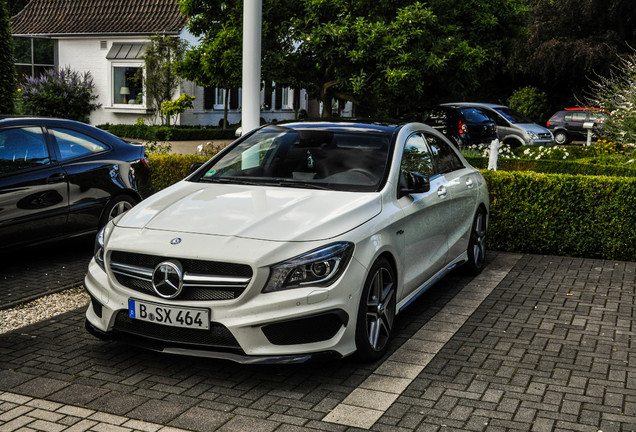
[
  {"left": 266, "top": 120, "right": 402, "bottom": 135},
  {"left": 442, "top": 102, "right": 507, "bottom": 109}
]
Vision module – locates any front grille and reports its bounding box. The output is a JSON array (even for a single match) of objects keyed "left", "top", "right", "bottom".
[
  {"left": 113, "top": 310, "right": 242, "bottom": 350},
  {"left": 261, "top": 310, "right": 348, "bottom": 345},
  {"left": 538, "top": 133, "right": 552, "bottom": 140},
  {"left": 109, "top": 251, "right": 252, "bottom": 301}
]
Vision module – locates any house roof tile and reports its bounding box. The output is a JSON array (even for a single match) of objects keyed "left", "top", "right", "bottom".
[{"left": 11, "top": 0, "right": 188, "bottom": 36}]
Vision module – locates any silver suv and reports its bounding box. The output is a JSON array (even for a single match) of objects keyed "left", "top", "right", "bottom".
[{"left": 443, "top": 102, "right": 554, "bottom": 147}]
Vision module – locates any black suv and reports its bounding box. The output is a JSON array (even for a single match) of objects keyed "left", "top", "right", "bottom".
[
  {"left": 547, "top": 108, "right": 608, "bottom": 145},
  {"left": 420, "top": 105, "right": 497, "bottom": 148}
]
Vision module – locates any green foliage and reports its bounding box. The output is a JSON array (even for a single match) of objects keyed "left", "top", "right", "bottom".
[
  {"left": 148, "top": 153, "right": 212, "bottom": 191},
  {"left": 105, "top": 123, "right": 237, "bottom": 141},
  {"left": 161, "top": 94, "right": 195, "bottom": 125},
  {"left": 18, "top": 67, "right": 99, "bottom": 122},
  {"left": 0, "top": 0, "right": 16, "bottom": 114},
  {"left": 584, "top": 50, "right": 636, "bottom": 147},
  {"left": 466, "top": 157, "right": 636, "bottom": 177},
  {"left": 483, "top": 170, "right": 636, "bottom": 261},
  {"left": 177, "top": 0, "right": 528, "bottom": 118},
  {"left": 507, "top": 86, "right": 549, "bottom": 124},
  {"left": 143, "top": 34, "right": 188, "bottom": 126}
]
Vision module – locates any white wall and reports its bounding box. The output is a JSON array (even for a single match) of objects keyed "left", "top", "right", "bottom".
[{"left": 57, "top": 32, "right": 310, "bottom": 127}]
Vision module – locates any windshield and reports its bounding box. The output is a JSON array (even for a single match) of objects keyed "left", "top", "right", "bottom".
[
  {"left": 495, "top": 107, "right": 532, "bottom": 124},
  {"left": 194, "top": 126, "right": 392, "bottom": 192}
]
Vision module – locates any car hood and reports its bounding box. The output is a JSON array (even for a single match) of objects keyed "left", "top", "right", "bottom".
[
  {"left": 518, "top": 123, "right": 552, "bottom": 134},
  {"left": 116, "top": 181, "right": 382, "bottom": 242}
]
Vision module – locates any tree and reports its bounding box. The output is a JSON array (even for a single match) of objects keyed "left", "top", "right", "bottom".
[
  {"left": 512, "top": 0, "right": 636, "bottom": 108},
  {"left": 177, "top": 0, "right": 528, "bottom": 119},
  {"left": 143, "top": 33, "right": 188, "bottom": 126},
  {"left": 584, "top": 50, "right": 636, "bottom": 146},
  {"left": 0, "top": 0, "right": 16, "bottom": 114},
  {"left": 7, "top": 0, "right": 29, "bottom": 17}
]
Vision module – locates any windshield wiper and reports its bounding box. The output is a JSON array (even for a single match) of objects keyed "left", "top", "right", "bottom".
[
  {"left": 199, "top": 177, "right": 261, "bottom": 185},
  {"left": 276, "top": 179, "right": 332, "bottom": 190}
]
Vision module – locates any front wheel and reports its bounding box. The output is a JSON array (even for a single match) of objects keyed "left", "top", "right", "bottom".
[
  {"left": 463, "top": 208, "right": 487, "bottom": 275},
  {"left": 355, "top": 257, "right": 396, "bottom": 362}
]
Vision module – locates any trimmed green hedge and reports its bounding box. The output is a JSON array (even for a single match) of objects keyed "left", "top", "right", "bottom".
[
  {"left": 105, "top": 124, "right": 237, "bottom": 141},
  {"left": 148, "top": 154, "right": 211, "bottom": 192},
  {"left": 466, "top": 157, "right": 636, "bottom": 177},
  {"left": 483, "top": 170, "right": 636, "bottom": 261}
]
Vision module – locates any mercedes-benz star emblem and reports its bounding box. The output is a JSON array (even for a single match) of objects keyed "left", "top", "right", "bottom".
[
  {"left": 170, "top": 237, "right": 182, "bottom": 245},
  {"left": 152, "top": 260, "right": 184, "bottom": 299}
]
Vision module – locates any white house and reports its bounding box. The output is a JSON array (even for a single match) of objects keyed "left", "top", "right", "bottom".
[{"left": 10, "top": 0, "right": 317, "bottom": 126}]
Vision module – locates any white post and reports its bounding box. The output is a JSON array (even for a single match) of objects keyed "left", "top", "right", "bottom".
[{"left": 241, "top": 0, "right": 262, "bottom": 136}]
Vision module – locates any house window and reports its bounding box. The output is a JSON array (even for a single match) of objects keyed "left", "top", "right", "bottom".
[
  {"left": 106, "top": 43, "right": 146, "bottom": 107},
  {"left": 274, "top": 85, "right": 293, "bottom": 110},
  {"left": 112, "top": 65, "right": 143, "bottom": 105},
  {"left": 13, "top": 37, "right": 56, "bottom": 82}
]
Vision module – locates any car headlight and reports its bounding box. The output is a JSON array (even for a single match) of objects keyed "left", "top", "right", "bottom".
[
  {"left": 527, "top": 131, "right": 539, "bottom": 140},
  {"left": 262, "top": 242, "right": 354, "bottom": 293},
  {"left": 94, "top": 222, "right": 113, "bottom": 271}
]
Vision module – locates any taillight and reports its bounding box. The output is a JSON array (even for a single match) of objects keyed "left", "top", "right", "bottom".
[
  {"left": 141, "top": 153, "right": 150, "bottom": 169},
  {"left": 458, "top": 120, "right": 467, "bottom": 134},
  {"left": 546, "top": 120, "right": 551, "bottom": 127}
]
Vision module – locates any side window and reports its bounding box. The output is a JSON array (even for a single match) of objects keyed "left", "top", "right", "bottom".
[
  {"left": 571, "top": 112, "right": 586, "bottom": 122},
  {"left": 425, "top": 133, "right": 463, "bottom": 174},
  {"left": 400, "top": 133, "right": 434, "bottom": 177},
  {"left": 0, "top": 127, "right": 50, "bottom": 174},
  {"left": 50, "top": 128, "right": 109, "bottom": 160}
]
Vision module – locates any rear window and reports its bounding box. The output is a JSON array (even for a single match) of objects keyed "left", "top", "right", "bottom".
[{"left": 458, "top": 108, "right": 492, "bottom": 123}]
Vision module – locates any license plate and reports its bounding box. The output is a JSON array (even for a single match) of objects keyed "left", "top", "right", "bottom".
[{"left": 128, "top": 299, "right": 210, "bottom": 330}]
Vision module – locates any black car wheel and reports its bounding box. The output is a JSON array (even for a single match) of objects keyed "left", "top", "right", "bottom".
[
  {"left": 356, "top": 257, "right": 396, "bottom": 362},
  {"left": 554, "top": 130, "right": 569, "bottom": 145},
  {"left": 100, "top": 195, "right": 136, "bottom": 227},
  {"left": 463, "top": 208, "right": 487, "bottom": 275}
]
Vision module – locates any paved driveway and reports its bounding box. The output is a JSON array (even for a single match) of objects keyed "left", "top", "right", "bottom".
[
  {"left": 0, "top": 236, "right": 93, "bottom": 310},
  {"left": 1, "top": 252, "right": 635, "bottom": 431}
]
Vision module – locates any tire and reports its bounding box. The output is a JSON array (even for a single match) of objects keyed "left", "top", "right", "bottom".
[
  {"left": 554, "top": 130, "right": 569, "bottom": 145},
  {"left": 99, "top": 195, "right": 136, "bottom": 228},
  {"left": 463, "top": 208, "right": 487, "bottom": 275},
  {"left": 355, "top": 257, "right": 396, "bottom": 362}
]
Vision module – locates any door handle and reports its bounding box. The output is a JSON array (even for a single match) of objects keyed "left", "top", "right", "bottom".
[
  {"left": 437, "top": 186, "right": 447, "bottom": 198},
  {"left": 466, "top": 178, "right": 474, "bottom": 188},
  {"left": 47, "top": 173, "right": 66, "bottom": 184}
]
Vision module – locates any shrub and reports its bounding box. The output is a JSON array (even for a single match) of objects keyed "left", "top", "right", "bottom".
[
  {"left": 0, "top": 1, "right": 16, "bottom": 114},
  {"left": 18, "top": 67, "right": 100, "bottom": 122},
  {"left": 465, "top": 157, "right": 636, "bottom": 177},
  {"left": 483, "top": 170, "right": 636, "bottom": 261},
  {"left": 106, "top": 124, "right": 237, "bottom": 141},
  {"left": 507, "top": 86, "right": 550, "bottom": 124},
  {"left": 148, "top": 153, "right": 212, "bottom": 191}
]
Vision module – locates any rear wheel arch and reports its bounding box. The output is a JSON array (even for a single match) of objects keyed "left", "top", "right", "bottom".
[{"left": 98, "top": 191, "right": 141, "bottom": 228}]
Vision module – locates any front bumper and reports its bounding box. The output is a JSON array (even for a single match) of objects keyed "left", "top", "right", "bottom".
[{"left": 83, "top": 251, "right": 366, "bottom": 362}]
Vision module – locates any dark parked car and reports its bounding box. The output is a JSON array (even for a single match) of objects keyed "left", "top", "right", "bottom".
[
  {"left": 420, "top": 105, "right": 497, "bottom": 148},
  {"left": 0, "top": 117, "right": 151, "bottom": 250},
  {"left": 547, "top": 108, "right": 608, "bottom": 145}
]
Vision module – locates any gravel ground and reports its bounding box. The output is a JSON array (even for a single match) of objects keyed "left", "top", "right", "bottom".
[{"left": 0, "top": 286, "right": 89, "bottom": 334}]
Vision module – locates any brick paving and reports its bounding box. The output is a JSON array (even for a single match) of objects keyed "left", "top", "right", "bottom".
[
  {"left": 0, "top": 252, "right": 635, "bottom": 431},
  {"left": 0, "top": 236, "right": 93, "bottom": 310}
]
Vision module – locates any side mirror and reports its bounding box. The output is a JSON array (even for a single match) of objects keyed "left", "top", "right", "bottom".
[
  {"left": 399, "top": 172, "right": 430, "bottom": 198},
  {"left": 189, "top": 162, "right": 204, "bottom": 175}
]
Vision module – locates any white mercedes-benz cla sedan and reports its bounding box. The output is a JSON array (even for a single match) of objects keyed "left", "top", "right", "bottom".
[{"left": 84, "top": 121, "right": 489, "bottom": 364}]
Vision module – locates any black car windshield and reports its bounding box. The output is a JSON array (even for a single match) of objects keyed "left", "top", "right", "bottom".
[
  {"left": 195, "top": 126, "right": 391, "bottom": 192},
  {"left": 495, "top": 107, "right": 532, "bottom": 124}
]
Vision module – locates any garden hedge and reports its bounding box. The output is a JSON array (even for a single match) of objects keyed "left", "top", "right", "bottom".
[
  {"left": 145, "top": 154, "right": 636, "bottom": 262},
  {"left": 483, "top": 170, "right": 636, "bottom": 262},
  {"left": 106, "top": 124, "right": 237, "bottom": 141},
  {"left": 465, "top": 157, "right": 636, "bottom": 177},
  {"left": 148, "top": 153, "right": 210, "bottom": 192}
]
